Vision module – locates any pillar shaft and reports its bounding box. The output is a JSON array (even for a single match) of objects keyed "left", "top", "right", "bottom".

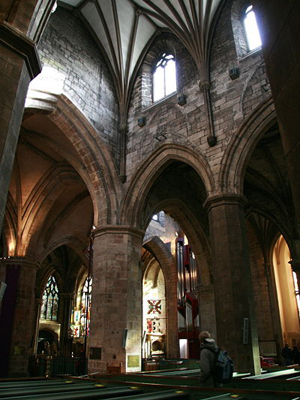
[
  {"left": 0, "top": 0, "right": 55, "bottom": 231},
  {"left": 0, "top": 258, "right": 38, "bottom": 377},
  {"left": 205, "top": 194, "right": 260, "bottom": 374},
  {"left": 165, "top": 270, "right": 179, "bottom": 359},
  {"left": 197, "top": 284, "right": 216, "bottom": 339},
  {"left": 252, "top": 1, "right": 300, "bottom": 234},
  {"left": 59, "top": 293, "right": 73, "bottom": 357},
  {"left": 88, "top": 226, "right": 144, "bottom": 373},
  {"left": 0, "top": 22, "right": 41, "bottom": 233}
]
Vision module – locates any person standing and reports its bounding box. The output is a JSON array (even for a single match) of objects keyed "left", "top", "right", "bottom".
[
  {"left": 199, "top": 331, "right": 219, "bottom": 387},
  {"left": 282, "top": 343, "right": 293, "bottom": 366}
]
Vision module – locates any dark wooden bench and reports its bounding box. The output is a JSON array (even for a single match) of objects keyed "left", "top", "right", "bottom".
[
  {"left": 0, "top": 386, "right": 142, "bottom": 400},
  {"left": 104, "top": 389, "right": 190, "bottom": 400}
]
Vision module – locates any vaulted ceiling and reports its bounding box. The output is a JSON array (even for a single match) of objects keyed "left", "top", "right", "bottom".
[{"left": 58, "top": 0, "right": 225, "bottom": 116}]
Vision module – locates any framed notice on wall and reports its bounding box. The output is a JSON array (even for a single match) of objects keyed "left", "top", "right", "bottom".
[{"left": 90, "top": 347, "right": 101, "bottom": 359}]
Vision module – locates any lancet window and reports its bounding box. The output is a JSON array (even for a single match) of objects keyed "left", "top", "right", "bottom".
[
  {"left": 153, "top": 53, "right": 177, "bottom": 102},
  {"left": 41, "top": 275, "right": 59, "bottom": 321},
  {"left": 243, "top": 5, "right": 262, "bottom": 51}
]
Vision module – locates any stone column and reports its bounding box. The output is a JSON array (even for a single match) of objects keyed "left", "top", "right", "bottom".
[
  {"left": 263, "top": 262, "right": 283, "bottom": 356},
  {"left": 88, "top": 226, "right": 144, "bottom": 374},
  {"left": 0, "top": 22, "right": 41, "bottom": 233},
  {"left": 204, "top": 194, "right": 261, "bottom": 374},
  {"left": 165, "top": 271, "right": 179, "bottom": 360},
  {"left": 32, "top": 298, "right": 43, "bottom": 356},
  {"left": 59, "top": 293, "right": 73, "bottom": 357},
  {"left": 196, "top": 284, "right": 217, "bottom": 339},
  {"left": 0, "top": 257, "right": 38, "bottom": 377},
  {"left": 252, "top": 1, "right": 300, "bottom": 234}
]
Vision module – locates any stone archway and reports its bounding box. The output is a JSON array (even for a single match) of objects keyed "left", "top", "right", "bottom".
[
  {"left": 121, "top": 144, "right": 215, "bottom": 359},
  {"left": 25, "top": 93, "right": 121, "bottom": 227},
  {"left": 121, "top": 142, "right": 214, "bottom": 228},
  {"left": 219, "top": 96, "right": 276, "bottom": 195},
  {"left": 143, "top": 236, "right": 179, "bottom": 359}
]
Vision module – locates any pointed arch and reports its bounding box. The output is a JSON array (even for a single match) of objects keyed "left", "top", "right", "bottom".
[
  {"left": 37, "top": 266, "right": 63, "bottom": 300},
  {"left": 143, "top": 236, "right": 175, "bottom": 293},
  {"left": 36, "top": 234, "right": 89, "bottom": 266},
  {"left": 25, "top": 93, "right": 122, "bottom": 227},
  {"left": 218, "top": 97, "right": 276, "bottom": 195},
  {"left": 120, "top": 143, "right": 214, "bottom": 227},
  {"left": 143, "top": 236, "right": 178, "bottom": 358},
  {"left": 40, "top": 274, "right": 60, "bottom": 321}
]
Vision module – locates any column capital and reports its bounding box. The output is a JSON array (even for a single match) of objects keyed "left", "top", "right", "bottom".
[
  {"left": 0, "top": 21, "right": 41, "bottom": 79},
  {"left": 203, "top": 193, "right": 248, "bottom": 212},
  {"left": 119, "top": 124, "right": 128, "bottom": 134},
  {"left": 199, "top": 80, "right": 211, "bottom": 90},
  {"left": 92, "top": 225, "right": 145, "bottom": 239},
  {"left": 0, "top": 256, "right": 39, "bottom": 270}
]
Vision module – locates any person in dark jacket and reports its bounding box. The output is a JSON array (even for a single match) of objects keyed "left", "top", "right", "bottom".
[
  {"left": 282, "top": 343, "right": 293, "bottom": 366},
  {"left": 199, "top": 330, "right": 219, "bottom": 387}
]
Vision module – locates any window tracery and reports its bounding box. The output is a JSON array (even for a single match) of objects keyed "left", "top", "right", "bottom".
[
  {"left": 41, "top": 275, "right": 59, "bottom": 321},
  {"left": 71, "top": 276, "right": 92, "bottom": 338},
  {"left": 153, "top": 53, "right": 177, "bottom": 102},
  {"left": 80, "top": 276, "right": 92, "bottom": 336}
]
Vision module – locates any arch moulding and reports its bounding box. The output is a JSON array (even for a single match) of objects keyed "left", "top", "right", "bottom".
[
  {"left": 143, "top": 236, "right": 179, "bottom": 358},
  {"left": 25, "top": 92, "right": 122, "bottom": 227},
  {"left": 218, "top": 96, "right": 276, "bottom": 195},
  {"left": 121, "top": 143, "right": 214, "bottom": 228}
]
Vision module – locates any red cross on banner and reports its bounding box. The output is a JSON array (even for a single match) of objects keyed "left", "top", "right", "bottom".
[{"left": 147, "top": 299, "right": 162, "bottom": 314}]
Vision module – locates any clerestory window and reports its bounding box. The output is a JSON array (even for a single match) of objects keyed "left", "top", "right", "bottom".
[
  {"left": 41, "top": 275, "right": 59, "bottom": 321},
  {"left": 153, "top": 53, "right": 177, "bottom": 102},
  {"left": 243, "top": 5, "right": 262, "bottom": 51}
]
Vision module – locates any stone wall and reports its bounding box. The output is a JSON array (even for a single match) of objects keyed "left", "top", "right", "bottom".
[
  {"left": 210, "top": 0, "right": 271, "bottom": 157},
  {"left": 127, "top": 33, "right": 202, "bottom": 183},
  {"left": 126, "top": 0, "right": 271, "bottom": 192},
  {"left": 247, "top": 222, "right": 275, "bottom": 342},
  {"left": 37, "top": 7, "right": 119, "bottom": 161}
]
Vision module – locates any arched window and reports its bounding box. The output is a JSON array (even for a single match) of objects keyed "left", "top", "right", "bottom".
[
  {"left": 41, "top": 275, "right": 59, "bottom": 321},
  {"left": 243, "top": 5, "right": 261, "bottom": 51},
  {"left": 71, "top": 276, "right": 92, "bottom": 338},
  {"left": 80, "top": 276, "right": 92, "bottom": 336},
  {"left": 153, "top": 53, "right": 177, "bottom": 102}
]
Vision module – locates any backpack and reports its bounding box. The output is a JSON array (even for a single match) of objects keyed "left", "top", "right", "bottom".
[{"left": 209, "top": 348, "right": 234, "bottom": 383}]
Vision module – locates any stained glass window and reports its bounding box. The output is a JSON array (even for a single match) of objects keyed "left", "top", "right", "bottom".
[
  {"left": 80, "top": 276, "right": 92, "bottom": 336},
  {"left": 41, "top": 275, "right": 59, "bottom": 321},
  {"left": 243, "top": 5, "right": 262, "bottom": 51},
  {"left": 153, "top": 53, "right": 177, "bottom": 102}
]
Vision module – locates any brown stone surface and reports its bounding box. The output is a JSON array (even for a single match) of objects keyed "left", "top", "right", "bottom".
[
  {"left": 0, "top": 259, "right": 38, "bottom": 376},
  {"left": 88, "top": 227, "right": 144, "bottom": 373},
  {"left": 205, "top": 194, "right": 260, "bottom": 373},
  {"left": 252, "top": 0, "right": 300, "bottom": 233},
  {"left": 0, "top": 0, "right": 299, "bottom": 378}
]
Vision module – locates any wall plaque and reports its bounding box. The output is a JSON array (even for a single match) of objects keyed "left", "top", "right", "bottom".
[
  {"left": 90, "top": 347, "right": 101, "bottom": 359},
  {"left": 127, "top": 355, "right": 139, "bottom": 368}
]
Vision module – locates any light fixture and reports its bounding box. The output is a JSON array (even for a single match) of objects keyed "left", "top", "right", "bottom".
[
  {"left": 229, "top": 68, "right": 240, "bottom": 80},
  {"left": 138, "top": 117, "right": 146, "bottom": 127},
  {"left": 177, "top": 94, "right": 186, "bottom": 106}
]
